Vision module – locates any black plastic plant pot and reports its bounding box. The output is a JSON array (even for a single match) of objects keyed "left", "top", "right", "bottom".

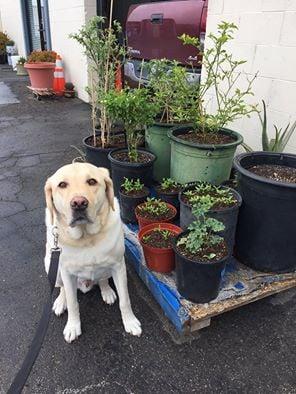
[
  {"left": 108, "top": 148, "right": 156, "bottom": 196},
  {"left": 155, "top": 186, "right": 180, "bottom": 217},
  {"left": 234, "top": 152, "right": 296, "bottom": 273},
  {"left": 83, "top": 130, "right": 126, "bottom": 171},
  {"left": 119, "top": 187, "right": 150, "bottom": 224},
  {"left": 173, "top": 231, "right": 228, "bottom": 303},
  {"left": 179, "top": 184, "right": 242, "bottom": 255}
]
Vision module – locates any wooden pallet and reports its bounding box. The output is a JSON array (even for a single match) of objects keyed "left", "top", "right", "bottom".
[
  {"left": 27, "top": 86, "right": 55, "bottom": 100},
  {"left": 125, "top": 225, "right": 296, "bottom": 334}
]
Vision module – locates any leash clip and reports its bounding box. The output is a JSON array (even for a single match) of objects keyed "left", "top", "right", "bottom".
[{"left": 51, "top": 226, "right": 61, "bottom": 251}]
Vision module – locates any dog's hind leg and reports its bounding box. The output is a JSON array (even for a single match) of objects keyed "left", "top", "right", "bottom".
[
  {"left": 99, "top": 278, "right": 117, "bottom": 305},
  {"left": 52, "top": 286, "right": 67, "bottom": 316}
]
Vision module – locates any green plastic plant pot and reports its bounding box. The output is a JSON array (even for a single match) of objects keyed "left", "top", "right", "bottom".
[
  {"left": 168, "top": 126, "right": 243, "bottom": 184},
  {"left": 145, "top": 122, "right": 178, "bottom": 182}
]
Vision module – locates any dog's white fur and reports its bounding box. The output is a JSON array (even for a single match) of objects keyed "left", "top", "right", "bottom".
[{"left": 44, "top": 163, "right": 141, "bottom": 343}]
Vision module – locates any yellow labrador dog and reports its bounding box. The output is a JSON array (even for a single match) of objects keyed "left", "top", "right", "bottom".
[{"left": 44, "top": 163, "right": 141, "bottom": 343}]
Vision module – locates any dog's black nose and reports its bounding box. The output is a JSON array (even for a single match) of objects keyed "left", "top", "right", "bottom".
[{"left": 70, "top": 196, "right": 89, "bottom": 210}]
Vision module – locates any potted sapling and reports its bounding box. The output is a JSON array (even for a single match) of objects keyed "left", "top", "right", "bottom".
[
  {"left": 145, "top": 60, "right": 196, "bottom": 181},
  {"left": 25, "top": 50, "right": 57, "bottom": 89},
  {"left": 155, "top": 177, "right": 182, "bottom": 214},
  {"left": 0, "top": 32, "right": 10, "bottom": 64},
  {"left": 169, "top": 22, "right": 258, "bottom": 184},
  {"left": 179, "top": 182, "right": 242, "bottom": 254},
  {"left": 135, "top": 197, "right": 177, "bottom": 229},
  {"left": 119, "top": 178, "right": 150, "bottom": 224},
  {"left": 105, "top": 87, "right": 159, "bottom": 195},
  {"left": 138, "top": 223, "right": 182, "bottom": 273},
  {"left": 16, "top": 57, "right": 28, "bottom": 76},
  {"left": 70, "top": 15, "right": 126, "bottom": 169},
  {"left": 173, "top": 203, "right": 228, "bottom": 303}
]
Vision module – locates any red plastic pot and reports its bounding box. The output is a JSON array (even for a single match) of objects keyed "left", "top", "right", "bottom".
[
  {"left": 24, "top": 62, "right": 55, "bottom": 89},
  {"left": 138, "top": 223, "right": 182, "bottom": 273},
  {"left": 135, "top": 202, "right": 177, "bottom": 229}
]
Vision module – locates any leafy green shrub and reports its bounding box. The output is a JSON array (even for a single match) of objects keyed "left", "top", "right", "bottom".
[
  {"left": 17, "top": 57, "right": 26, "bottom": 65},
  {"left": 183, "top": 183, "right": 236, "bottom": 209},
  {"left": 177, "top": 203, "right": 225, "bottom": 258},
  {"left": 121, "top": 178, "right": 144, "bottom": 193},
  {"left": 27, "top": 50, "right": 57, "bottom": 63},
  {"left": 180, "top": 21, "right": 257, "bottom": 134},
  {"left": 104, "top": 88, "right": 158, "bottom": 161},
  {"left": 160, "top": 178, "right": 180, "bottom": 190},
  {"left": 0, "top": 32, "right": 10, "bottom": 55}
]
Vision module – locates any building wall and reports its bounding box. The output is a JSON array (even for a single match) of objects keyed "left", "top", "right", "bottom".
[
  {"left": 205, "top": 0, "right": 296, "bottom": 152},
  {"left": 48, "top": 0, "right": 96, "bottom": 102},
  {"left": 0, "top": 0, "right": 26, "bottom": 56}
]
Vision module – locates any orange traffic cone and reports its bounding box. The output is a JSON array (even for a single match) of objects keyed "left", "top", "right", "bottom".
[{"left": 53, "top": 54, "right": 65, "bottom": 96}]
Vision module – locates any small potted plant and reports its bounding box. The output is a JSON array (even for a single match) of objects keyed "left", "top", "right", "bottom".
[
  {"left": 16, "top": 57, "right": 27, "bottom": 76},
  {"left": 119, "top": 178, "right": 150, "bottom": 223},
  {"left": 145, "top": 60, "right": 195, "bottom": 181},
  {"left": 179, "top": 182, "right": 241, "bottom": 254},
  {"left": 135, "top": 198, "right": 177, "bottom": 229},
  {"left": 168, "top": 22, "right": 258, "bottom": 185},
  {"left": 155, "top": 177, "right": 182, "bottom": 214},
  {"left": 138, "top": 223, "right": 182, "bottom": 273},
  {"left": 106, "top": 87, "right": 158, "bottom": 195},
  {"left": 173, "top": 204, "right": 228, "bottom": 303},
  {"left": 63, "top": 82, "right": 75, "bottom": 98},
  {"left": 25, "top": 50, "right": 57, "bottom": 89},
  {"left": 71, "top": 15, "right": 126, "bottom": 169},
  {"left": 0, "top": 32, "right": 10, "bottom": 64}
]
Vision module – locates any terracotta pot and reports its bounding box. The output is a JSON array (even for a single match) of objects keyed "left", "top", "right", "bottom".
[
  {"left": 24, "top": 62, "right": 55, "bottom": 89},
  {"left": 135, "top": 202, "right": 177, "bottom": 229},
  {"left": 138, "top": 223, "right": 182, "bottom": 273}
]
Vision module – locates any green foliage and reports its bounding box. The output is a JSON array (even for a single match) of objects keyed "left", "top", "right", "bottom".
[
  {"left": 180, "top": 21, "right": 257, "bottom": 134},
  {"left": 243, "top": 100, "right": 296, "bottom": 153},
  {"left": 6, "top": 40, "right": 14, "bottom": 46},
  {"left": 146, "top": 59, "right": 196, "bottom": 124},
  {"left": 121, "top": 178, "right": 144, "bottom": 193},
  {"left": 143, "top": 227, "right": 172, "bottom": 243},
  {"left": 27, "top": 50, "right": 57, "bottom": 63},
  {"left": 138, "top": 198, "right": 169, "bottom": 217},
  {"left": 70, "top": 16, "right": 125, "bottom": 147},
  {"left": 0, "top": 32, "right": 10, "bottom": 55},
  {"left": 103, "top": 88, "right": 158, "bottom": 161},
  {"left": 17, "top": 57, "right": 26, "bottom": 65},
  {"left": 183, "top": 182, "right": 236, "bottom": 209},
  {"left": 160, "top": 177, "right": 180, "bottom": 190},
  {"left": 177, "top": 202, "right": 225, "bottom": 255}
]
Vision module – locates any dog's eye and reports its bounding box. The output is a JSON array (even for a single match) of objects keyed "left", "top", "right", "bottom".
[
  {"left": 87, "top": 178, "right": 97, "bottom": 186},
  {"left": 58, "top": 181, "right": 68, "bottom": 189}
]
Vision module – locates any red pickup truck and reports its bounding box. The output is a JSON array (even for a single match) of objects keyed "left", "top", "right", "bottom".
[{"left": 124, "top": 0, "right": 208, "bottom": 86}]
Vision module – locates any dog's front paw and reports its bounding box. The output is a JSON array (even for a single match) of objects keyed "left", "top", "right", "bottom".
[
  {"left": 63, "top": 321, "right": 82, "bottom": 343},
  {"left": 123, "top": 314, "right": 142, "bottom": 337},
  {"left": 53, "top": 293, "right": 67, "bottom": 316},
  {"left": 101, "top": 287, "right": 117, "bottom": 305}
]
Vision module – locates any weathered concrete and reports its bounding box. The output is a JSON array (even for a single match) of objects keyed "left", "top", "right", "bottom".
[{"left": 0, "top": 66, "right": 296, "bottom": 393}]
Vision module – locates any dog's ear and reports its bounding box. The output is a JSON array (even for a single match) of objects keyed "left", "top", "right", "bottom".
[
  {"left": 97, "top": 168, "right": 115, "bottom": 211},
  {"left": 44, "top": 178, "right": 55, "bottom": 225}
]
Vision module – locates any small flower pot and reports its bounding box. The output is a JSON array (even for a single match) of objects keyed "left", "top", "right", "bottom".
[
  {"left": 119, "top": 186, "right": 150, "bottom": 224},
  {"left": 24, "top": 62, "right": 55, "bottom": 89},
  {"left": 173, "top": 231, "right": 228, "bottom": 303},
  {"left": 108, "top": 148, "right": 156, "bottom": 196},
  {"left": 139, "top": 223, "right": 182, "bottom": 273},
  {"left": 83, "top": 130, "right": 126, "bottom": 171},
  {"left": 16, "top": 63, "right": 28, "bottom": 76},
  {"left": 135, "top": 202, "right": 177, "bottom": 229}
]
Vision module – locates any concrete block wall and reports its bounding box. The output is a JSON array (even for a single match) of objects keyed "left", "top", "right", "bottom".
[
  {"left": 205, "top": 0, "right": 296, "bottom": 152},
  {"left": 48, "top": 0, "right": 96, "bottom": 102}
]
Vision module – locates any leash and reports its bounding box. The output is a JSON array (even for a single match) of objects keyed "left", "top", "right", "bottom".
[{"left": 7, "top": 227, "right": 61, "bottom": 394}]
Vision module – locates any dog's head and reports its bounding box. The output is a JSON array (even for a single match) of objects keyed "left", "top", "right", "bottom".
[{"left": 44, "top": 163, "right": 114, "bottom": 227}]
